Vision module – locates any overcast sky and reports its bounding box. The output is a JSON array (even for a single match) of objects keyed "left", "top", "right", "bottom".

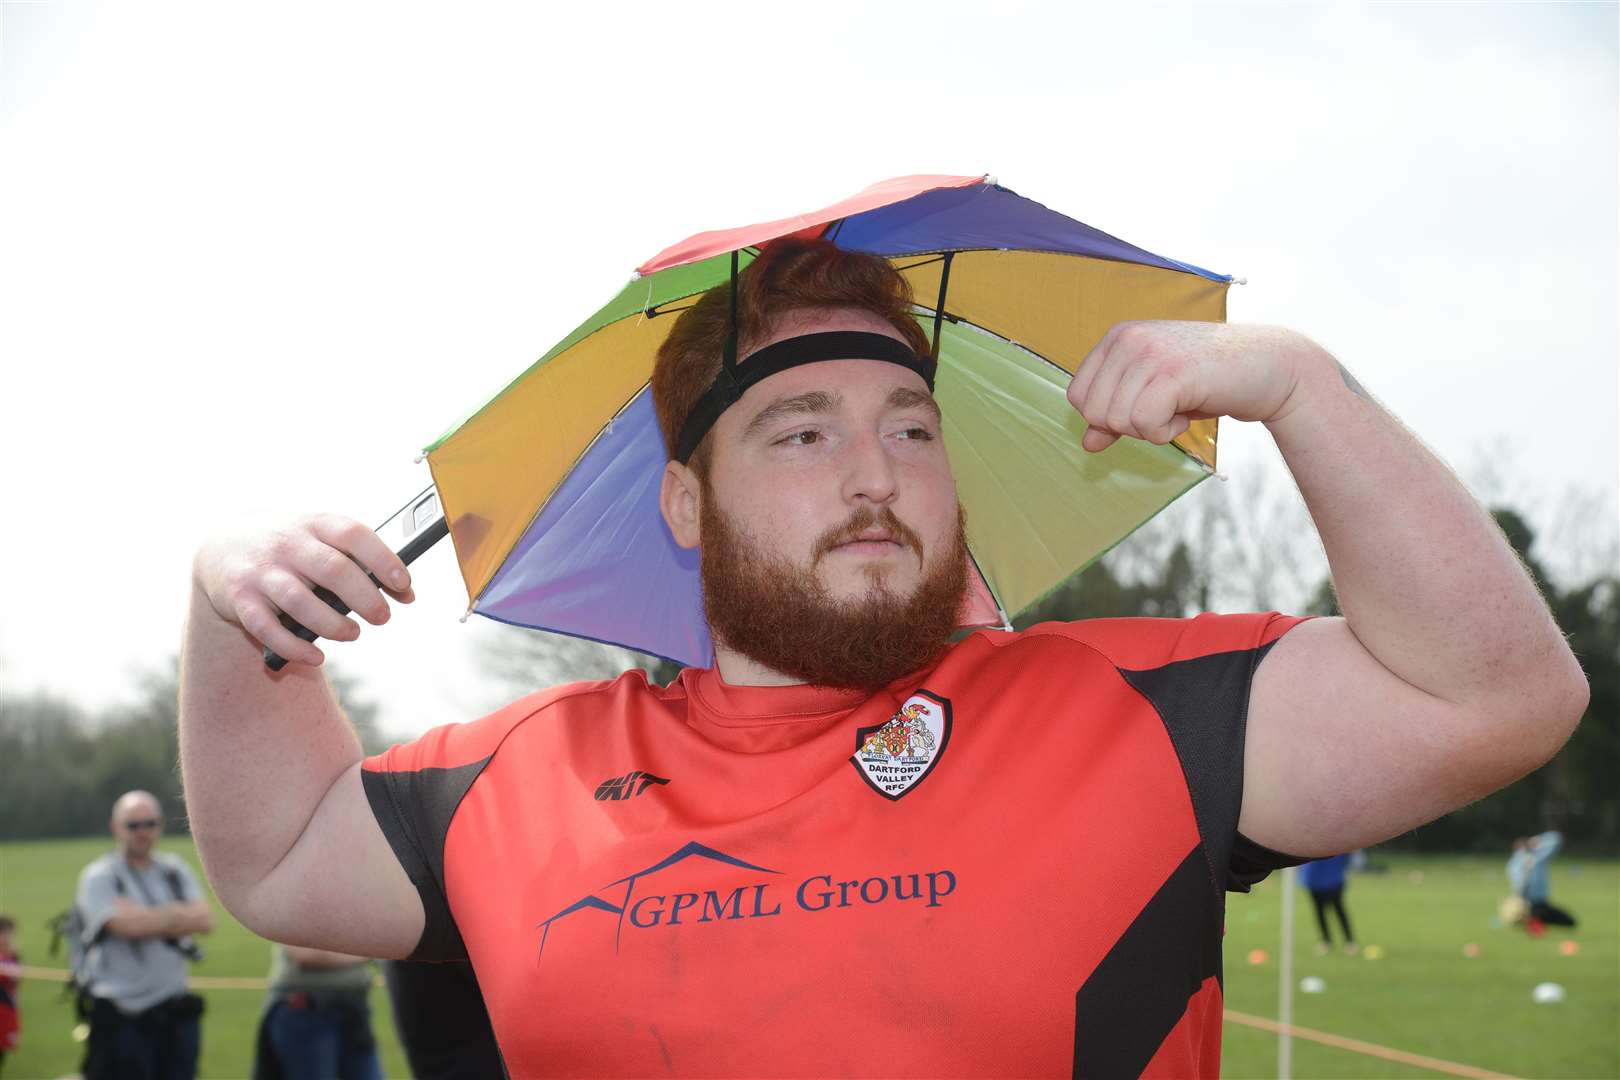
[{"left": 2, "top": 2, "right": 1615, "bottom": 739}]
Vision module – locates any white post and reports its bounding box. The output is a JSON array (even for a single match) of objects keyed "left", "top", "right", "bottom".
[{"left": 1278, "top": 865, "right": 1296, "bottom": 1080}]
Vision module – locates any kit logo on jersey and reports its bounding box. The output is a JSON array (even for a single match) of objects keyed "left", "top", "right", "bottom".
[
  {"left": 594, "top": 770, "right": 670, "bottom": 801},
  {"left": 850, "top": 690, "right": 952, "bottom": 800}
]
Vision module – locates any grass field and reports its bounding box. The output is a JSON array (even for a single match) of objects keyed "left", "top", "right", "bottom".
[
  {"left": 0, "top": 838, "right": 410, "bottom": 1080},
  {"left": 1220, "top": 854, "right": 1619, "bottom": 1079},
  {"left": 1, "top": 839, "right": 1615, "bottom": 1078}
]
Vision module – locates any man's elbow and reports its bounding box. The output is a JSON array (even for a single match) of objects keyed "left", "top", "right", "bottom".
[
  {"left": 1540, "top": 658, "right": 1589, "bottom": 758},
  {"left": 1484, "top": 651, "right": 1588, "bottom": 777}
]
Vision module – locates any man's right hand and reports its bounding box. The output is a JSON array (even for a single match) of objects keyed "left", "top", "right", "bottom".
[
  {"left": 181, "top": 513, "right": 428, "bottom": 960},
  {"left": 192, "top": 515, "right": 416, "bottom": 668}
]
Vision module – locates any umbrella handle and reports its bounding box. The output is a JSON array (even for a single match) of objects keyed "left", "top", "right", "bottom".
[{"left": 263, "top": 514, "right": 449, "bottom": 671}]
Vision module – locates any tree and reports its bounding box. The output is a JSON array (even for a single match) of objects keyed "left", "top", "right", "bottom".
[
  {"left": 1304, "top": 506, "right": 1619, "bottom": 853},
  {"left": 0, "top": 659, "right": 384, "bottom": 839},
  {"left": 472, "top": 622, "right": 682, "bottom": 707}
]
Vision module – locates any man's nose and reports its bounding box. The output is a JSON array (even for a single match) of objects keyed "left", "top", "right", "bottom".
[{"left": 840, "top": 430, "right": 899, "bottom": 505}]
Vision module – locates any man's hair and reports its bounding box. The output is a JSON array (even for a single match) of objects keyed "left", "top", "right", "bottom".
[
  {"left": 0, "top": 915, "right": 13, "bottom": 934},
  {"left": 650, "top": 237, "right": 931, "bottom": 474}
]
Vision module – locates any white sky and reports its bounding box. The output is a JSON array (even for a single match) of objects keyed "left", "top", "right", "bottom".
[{"left": 2, "top": 1, "right": 1615, "bottom": 739}]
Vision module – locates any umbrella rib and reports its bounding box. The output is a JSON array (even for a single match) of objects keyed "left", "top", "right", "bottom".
[{"left": 964, "top": 541, "right": 1011, "bottom": 629}]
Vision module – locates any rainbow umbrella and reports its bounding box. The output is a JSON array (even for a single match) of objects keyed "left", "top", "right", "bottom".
[{"left": 425, "top": 174, "right": 1232, "bottom": 667}]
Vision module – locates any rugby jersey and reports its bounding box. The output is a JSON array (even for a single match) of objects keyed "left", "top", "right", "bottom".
[{"left": 363, "top": 613, "right": 1307, "bottom": 1078}]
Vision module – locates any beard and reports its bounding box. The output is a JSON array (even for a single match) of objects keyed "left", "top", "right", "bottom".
[{"left": 699, "top": 489, "right": 970, "bottom": 692}]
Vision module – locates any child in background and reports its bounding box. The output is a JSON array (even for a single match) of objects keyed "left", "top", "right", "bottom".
[
  {"left": 0, "top": 915, "right": 21, "bottom": 1075},
  {"left": 1507, "top": 831, "right": 1577, "bottom": 932}
]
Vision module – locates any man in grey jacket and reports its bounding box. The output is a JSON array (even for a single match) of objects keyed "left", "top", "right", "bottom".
[{"left": 74, "top": 790, "right": 214, "bottom": 1080}]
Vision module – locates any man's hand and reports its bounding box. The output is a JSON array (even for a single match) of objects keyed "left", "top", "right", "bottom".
[
  {"left": 192, "top": 515, "right": 415, "bottom": 668},
  {"left": 1066, "top": 322, "right": 1332, "bottom": 452},
  {"left": 181, "top": 515, "right": 426, "bottom": 960}
]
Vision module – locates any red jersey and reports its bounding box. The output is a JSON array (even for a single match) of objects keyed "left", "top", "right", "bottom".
[
  {"left": 364, "top": 614, "right": 1306, "bottom": 1078},
  {"left": 0, "top": 946, "right": 19, "bottom": 1053}
]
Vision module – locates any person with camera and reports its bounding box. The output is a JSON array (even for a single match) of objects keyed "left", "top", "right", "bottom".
[{"left": 73, "top": 791, "right": 214, "bottom": 1080}]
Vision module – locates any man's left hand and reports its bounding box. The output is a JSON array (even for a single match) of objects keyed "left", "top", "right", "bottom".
[{"left": 1066, "top": 321, "right": 1331, "bottom": 453}]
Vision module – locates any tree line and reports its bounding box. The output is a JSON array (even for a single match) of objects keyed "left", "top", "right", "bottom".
[
  {"left": 0, "top": 663, "right": 382, "bottom": 840},
  {"left": 1012, "top": 503, "right": 1618, "bottom": 854}
]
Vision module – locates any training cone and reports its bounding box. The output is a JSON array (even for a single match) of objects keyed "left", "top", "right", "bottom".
[
  {"left": 1247, "top": 949, "right": 1268, "bottom": 966},
  {"left": 1463, "top": 943, "right": 1481, "bottom": 958},
  {"left": 1559, "top": 940, "right": 1580, "bottom": 956},
  {"left": 1299, "top": 976, "right": 1326, "bottom": 993}
]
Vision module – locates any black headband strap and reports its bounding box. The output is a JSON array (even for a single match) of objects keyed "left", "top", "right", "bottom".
[{"left": 673, "top": 330, "right": 936, "bottom": 464}]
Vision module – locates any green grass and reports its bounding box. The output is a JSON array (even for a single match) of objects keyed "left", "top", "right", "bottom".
[
  {"left": 1220, "top": 853, "right": 1620, "bottom": 1078},
  {"left": 0, "top": 837, "right": 410, "bottom": 1080},
  {"left": 1, "top": 841, "right": 1614, "bottom": 1078}
]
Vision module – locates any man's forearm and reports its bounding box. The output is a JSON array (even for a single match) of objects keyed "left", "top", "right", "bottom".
[
  {"left": 1266, "top": 345, "right": 1585, "bottom": 720},
  {"left": 106, "top": 902, "right": 211, "bottom": 940},
  {"left": 178, "top": 585, "right": 365, "bottom": 924}
]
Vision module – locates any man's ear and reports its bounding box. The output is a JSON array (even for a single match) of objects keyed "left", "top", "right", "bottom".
[{"left": 660, "top": 460, "right": 702, "bottom": 549}]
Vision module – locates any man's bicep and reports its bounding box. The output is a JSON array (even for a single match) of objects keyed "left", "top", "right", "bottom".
[
  {"left": 245, "top": 763, "right": 426, "bottom": 960},
  {"left": 1240, "top": 616, "right": 1490, "bottom": 857}
]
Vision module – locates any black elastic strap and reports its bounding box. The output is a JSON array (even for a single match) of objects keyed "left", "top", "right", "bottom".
[
  {"left": 931, "top": 251, "right": 954, "bottom": 361},
  {"left": 673, "top": 330, "right": 935, "bottom": 464}
]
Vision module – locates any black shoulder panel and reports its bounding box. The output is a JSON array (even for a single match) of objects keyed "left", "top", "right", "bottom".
[
  {"left": 1120, "top": 640, "right": 1279, "bottom": 896},
  {"left": 362, "top": 758, "right": 491, "bottom": 962},
  {"left": 1229, "top": 831, "right": 1310, "bottom": 893},
  {"left": 1073, "top": 845, "right": 1221, "bottom": 1078}
]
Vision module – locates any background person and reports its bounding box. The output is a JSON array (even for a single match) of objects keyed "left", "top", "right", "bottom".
[
  {"left": 1507, "top": 830, "right": 1576, "bottom": 930},
  {"left": 74, "top": 790, "right": 213, "bottom": 1080},
  {"left": 252, "top": 944, "right": 382, "bottom": 1080},
  {"left": 0, "top": 915, "right": 20, "bottom": 1076},
  {"left": 1298, "top": 854, "right": 1357, "bottom": 955}
]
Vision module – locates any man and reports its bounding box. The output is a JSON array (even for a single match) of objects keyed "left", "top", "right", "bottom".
[
  {"left": 180, "top": 239, "right": 1586, "bottom": 1077},
  {"left": 74, "top": 791, "right": 213, "bottom": 1080},
  {"left": 253, "top": 944, "right": 382, "bottom": 1080}
]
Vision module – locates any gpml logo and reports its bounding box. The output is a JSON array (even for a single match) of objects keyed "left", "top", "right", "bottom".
[{"left": 535, "top": 841, "right": 956, "bottom": 971}]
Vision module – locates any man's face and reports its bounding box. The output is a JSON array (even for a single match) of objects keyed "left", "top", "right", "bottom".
[
  {"left": 692, "top": 309, "right": 969, "bottom": 688},
  {"left": 112, "top": 796, "right": 164, "bottom": 858}
]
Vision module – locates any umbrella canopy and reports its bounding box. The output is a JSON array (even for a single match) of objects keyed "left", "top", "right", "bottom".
[{"left": 424, "top": 175, "right": 1232, "bottom": 667}]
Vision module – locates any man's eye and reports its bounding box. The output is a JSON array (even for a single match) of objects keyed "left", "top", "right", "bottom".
[
  {"left": 898, "top": 427, "right": 935, "bottom": 441},
  {"left": 778, "top": 429, "right": 822, "bottom": 446}
]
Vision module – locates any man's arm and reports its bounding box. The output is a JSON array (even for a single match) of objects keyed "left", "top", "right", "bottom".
[
  {"left": 1070, "top": 322, "right": 1588, "bottom": 857},
  {"left": 103, "top": 897, "right": 214, "bottom": 941},
  {"left": 179, "top": 516, "right": 426, "bottom": 959},
  {"left": 283, "top": 945, "right": 374, "bottom": 969}
]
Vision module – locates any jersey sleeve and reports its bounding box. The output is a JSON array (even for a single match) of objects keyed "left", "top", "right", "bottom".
[
  {"left": 360, "top": 690, "right": 561, "bottom": 962},
  {"left": 1045, "top": 612, "right": 1313, "bottom": 893},
  {"left": 75, "top": 861, "right": 120, "bottom": 943}
]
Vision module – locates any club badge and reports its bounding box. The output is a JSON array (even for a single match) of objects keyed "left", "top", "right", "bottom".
[{"left": 850, "top": 690, "right": 952, "bottom": 801}]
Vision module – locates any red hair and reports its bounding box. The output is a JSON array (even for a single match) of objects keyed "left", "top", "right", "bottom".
[{"left": 650, "top": 237, "right": 930, "bottom": 473}]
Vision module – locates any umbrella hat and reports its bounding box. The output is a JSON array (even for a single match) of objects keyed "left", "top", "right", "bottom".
[{"left": 425, "top": 175, "right": 1232, "bottom": 668}]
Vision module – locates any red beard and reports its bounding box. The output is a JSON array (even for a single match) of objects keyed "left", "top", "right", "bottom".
[{"left": 699, "top": 490, "right": 969, "bottom": 691}]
